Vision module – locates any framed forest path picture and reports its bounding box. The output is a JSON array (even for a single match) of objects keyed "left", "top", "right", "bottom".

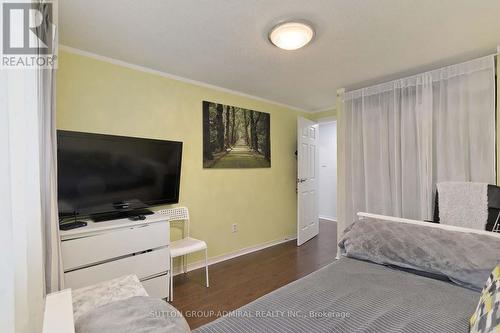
[{"left": 203, "top": 101, "right": 271, "bottom": 168}]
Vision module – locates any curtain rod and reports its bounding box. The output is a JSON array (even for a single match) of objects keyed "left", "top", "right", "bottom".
[{"left": 344, "top": 49, "right": 499, "bottom": 95}]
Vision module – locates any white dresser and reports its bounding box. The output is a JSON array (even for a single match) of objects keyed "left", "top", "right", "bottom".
[{"left": 60, "top": 214, "right": 170, "bottom": 299}]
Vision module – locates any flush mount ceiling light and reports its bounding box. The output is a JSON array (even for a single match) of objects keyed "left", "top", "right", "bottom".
[{"left": 268, "top": 21, "right": 315, "bottom": 50}]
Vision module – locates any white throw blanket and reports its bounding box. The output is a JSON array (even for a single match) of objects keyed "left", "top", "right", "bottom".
[{"left": 436, "top": 182, "right": 488, "bottom": 230}]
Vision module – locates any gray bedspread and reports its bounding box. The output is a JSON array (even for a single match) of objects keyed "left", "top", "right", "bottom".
[
  {"left": 339, "top": 218, "right": 500, "bottom": 291},
  {"left": 194, "top": 258, "right": 479, "bottom": 333}
]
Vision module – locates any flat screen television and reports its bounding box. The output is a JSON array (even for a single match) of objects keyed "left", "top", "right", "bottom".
[{"left": 57, "top": 130, "right": 182, "bottom": 222}]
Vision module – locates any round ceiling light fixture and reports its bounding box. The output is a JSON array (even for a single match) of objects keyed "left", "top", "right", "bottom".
[{"left": 269, "top": 21, "right": 315, "bottom": 50}]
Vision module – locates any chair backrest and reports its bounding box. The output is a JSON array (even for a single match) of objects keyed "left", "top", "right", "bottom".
[{"left": 157, "top": 207, "right": 190, "bottom": 237}]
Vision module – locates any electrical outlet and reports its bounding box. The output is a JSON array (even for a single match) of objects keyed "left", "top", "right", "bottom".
[{"left": 232, "top": 223, "right": 238, "bottom": 233}]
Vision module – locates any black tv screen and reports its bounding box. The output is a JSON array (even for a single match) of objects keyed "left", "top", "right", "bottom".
[{"left": 57, "top": 130, "right": 182, "bottom": 218}]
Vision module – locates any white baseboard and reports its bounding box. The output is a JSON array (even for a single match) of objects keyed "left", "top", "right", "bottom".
[
  {"left": 171, "top": 234, "right": 297, "bottom": 276},
  {"left": 319, "top": 216, "right": 337, "bottom": 223}
]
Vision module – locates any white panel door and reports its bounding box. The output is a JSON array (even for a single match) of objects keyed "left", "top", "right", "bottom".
[{"left": 297, "top": 117, "right": 319, "bottom": 246}]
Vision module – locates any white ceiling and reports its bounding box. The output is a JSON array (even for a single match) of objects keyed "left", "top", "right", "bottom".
[{"left": 60, "top": 0, "right": 500, "bottom": 112}]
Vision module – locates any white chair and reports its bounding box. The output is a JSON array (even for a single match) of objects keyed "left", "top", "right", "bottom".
[{"left": 157, "top": 207, "right": 209, "bottom": 301}]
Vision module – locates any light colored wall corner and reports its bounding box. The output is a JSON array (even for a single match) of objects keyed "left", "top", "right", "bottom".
[
  {"left": 56, "top": 50, "right": 303, "bottom": 267},
  {"left": 307, "top": 108, "right": 337, "bottom": 122},
  {"left": 305, "top": 108, "right": 337, "bottom": 121}
]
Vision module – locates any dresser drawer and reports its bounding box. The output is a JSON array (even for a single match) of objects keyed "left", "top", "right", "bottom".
[
  {"left": 64, "top": 247, "right": 170, "bottom": 289},
  {"left": 61, "top": 222, "right": 169, "bottom": 271}
]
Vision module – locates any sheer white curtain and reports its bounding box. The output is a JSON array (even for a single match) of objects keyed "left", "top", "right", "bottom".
[
  {"left": 38, "top": 1, "right": 63, "bottom": 295},
  {"left": 0, "top": 2, "right": 60, "bottom": 332},
  {"left": 1, "top": 68, "right": 46, "bottom": 333},
  {"left": 343, "top": 56, "right": 496, "bottom": 225}
]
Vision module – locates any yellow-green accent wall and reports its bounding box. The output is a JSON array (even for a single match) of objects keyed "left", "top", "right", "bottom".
[{"left": 57, "top": 50, "right": 304, "bottom": 265}]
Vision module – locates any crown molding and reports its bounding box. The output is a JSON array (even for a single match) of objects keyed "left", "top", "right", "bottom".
[
  {"left": 59, "top": 45, "right": 311, "bottom": 113},
  {"left": 310, "top": 105, "right": 337, "bottom": 113}
]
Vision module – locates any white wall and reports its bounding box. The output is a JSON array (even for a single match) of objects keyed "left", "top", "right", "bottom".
[{"left": 318, "top": 122, "right": 337, "bottom": 221}]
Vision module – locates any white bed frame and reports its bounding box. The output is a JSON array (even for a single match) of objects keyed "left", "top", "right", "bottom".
[
  {"left": 43, "top": 274, "right": 153, "bottom": 333},
  {"left": 357, "top": 212, "right": 500, "bottom": 240},
  {"left": 336, "top": 211, "right": 500, "bottom": 259},
  {"left": 43, "top": 289, "right": 75, "bottom": 333}
]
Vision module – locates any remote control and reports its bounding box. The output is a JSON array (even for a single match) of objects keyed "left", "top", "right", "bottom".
[
  {"left": 60, "top": 221, "right": 88, "bottom": 231},
  {"left": 129, "top": 215, "right": 146, "bottom": 221}
]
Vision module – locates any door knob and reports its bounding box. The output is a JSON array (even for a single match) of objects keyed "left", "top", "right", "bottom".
[{"left": 297, "top": 178, "right": 307, "bottom": 183}]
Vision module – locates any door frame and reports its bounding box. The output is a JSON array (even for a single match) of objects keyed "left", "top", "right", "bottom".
[{"left": 317, "top": 117, "right": 337, "bottom": 223}]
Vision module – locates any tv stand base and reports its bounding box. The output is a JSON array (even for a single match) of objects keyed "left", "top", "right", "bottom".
[{"left": 90, "top": 208, "right": 154, "bottom": 222}]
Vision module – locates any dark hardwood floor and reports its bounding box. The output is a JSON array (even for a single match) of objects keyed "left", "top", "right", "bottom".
[{"left": 171, "top": 220, "right": 337, "bottom": 329}]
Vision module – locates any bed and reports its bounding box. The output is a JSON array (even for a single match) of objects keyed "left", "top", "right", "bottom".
[
  {"left": 44, "top": 275, "right": 191, "bottom": 333},
  {"left": 194, "top": 258, "right": 478, "bottom": 333},
  {"left": 194, "top": 213, "right": 500, "bottom": 333},
  {"left": 44, "top": 213, "right": 500, "bottom": 332}
]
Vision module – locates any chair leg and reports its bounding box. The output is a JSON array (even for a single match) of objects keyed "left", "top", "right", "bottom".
[
  {"left": 205, "top": 248, "right": 209, "bottom": 288},
  {"left": 183, "top": 254, "right": 187, "bottom": 274},
  {"left": 170, "top": 256, "right": 174, "bottom": 302}
]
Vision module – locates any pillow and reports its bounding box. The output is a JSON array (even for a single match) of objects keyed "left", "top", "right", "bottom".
[
  {"left": 72, "top": 274, "right": 148, "bottom": 322},
  {"left": 338, "top": 218, "right": 500, "bottom": 290},
  {"left": 470, "top": 266, "right": 500, "bottom": 333},
  {"left": 75, "top": 296, "right": 191, "bottom": 333}
]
